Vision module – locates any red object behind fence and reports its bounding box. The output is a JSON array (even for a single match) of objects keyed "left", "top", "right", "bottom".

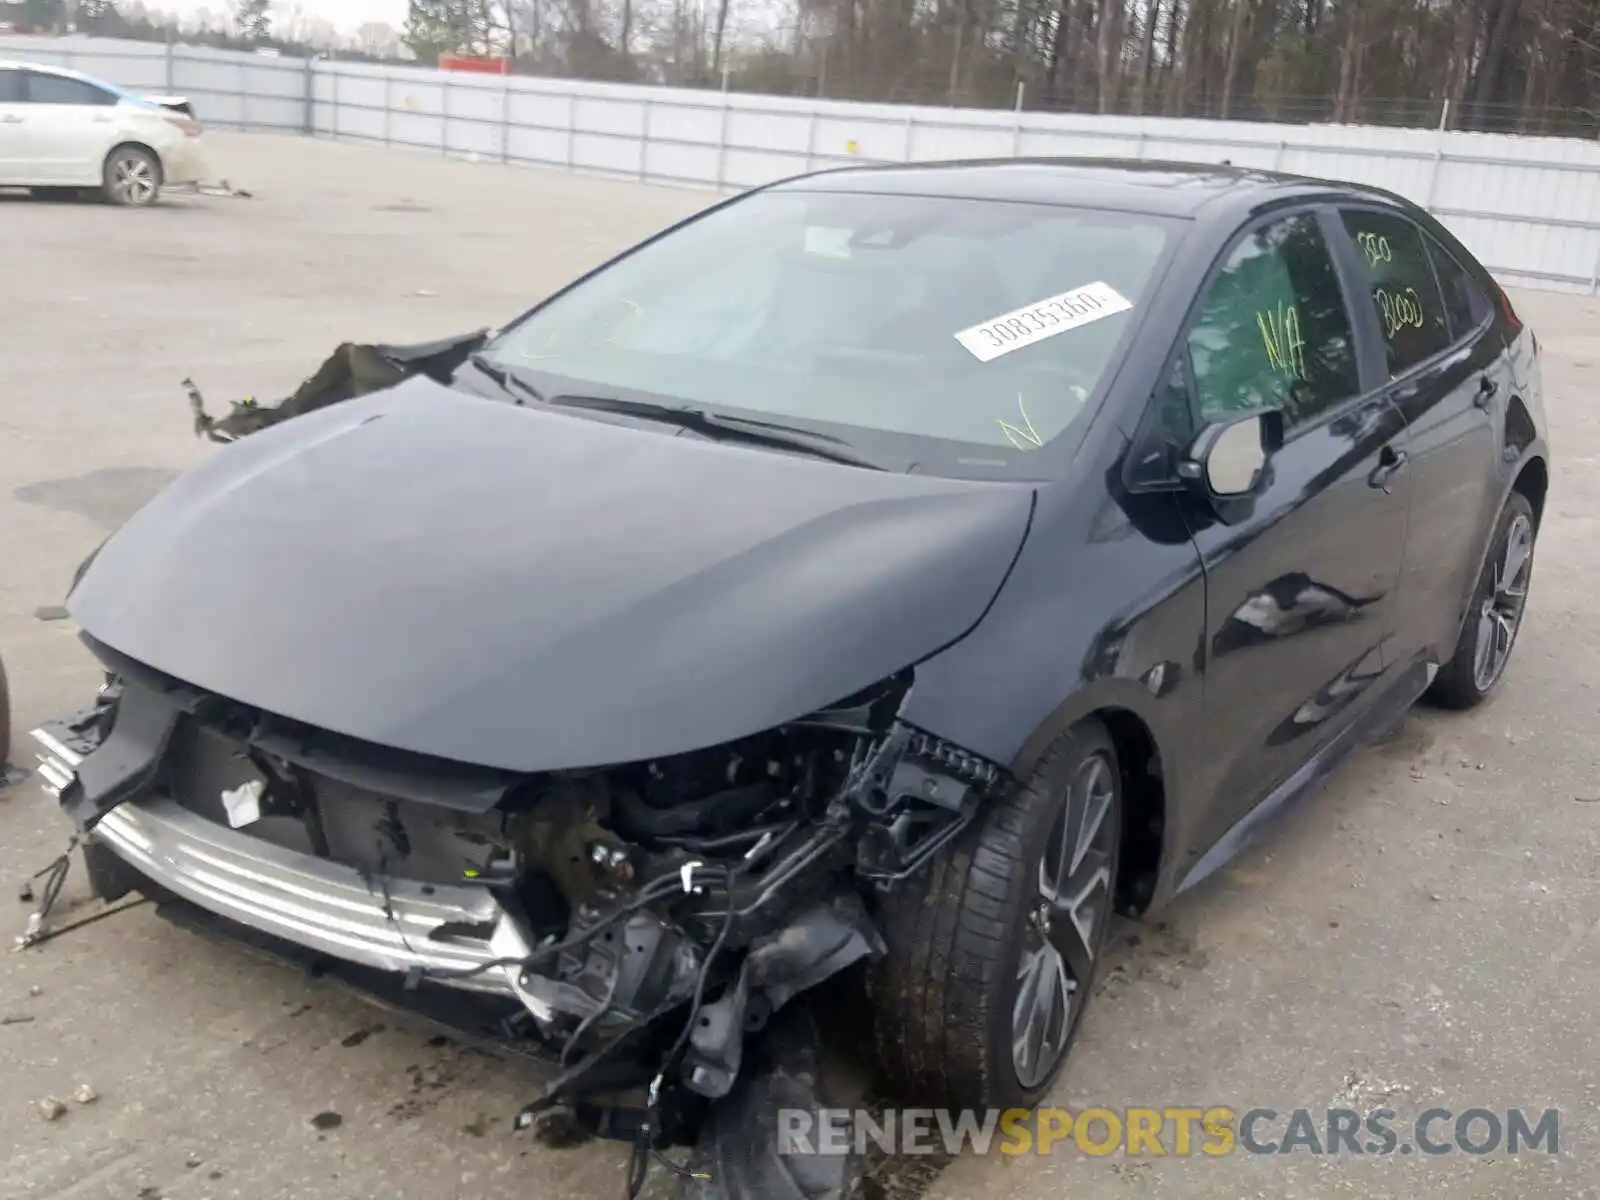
[{"left": 438, "top": 55, "right": 511, "bottom": 75}]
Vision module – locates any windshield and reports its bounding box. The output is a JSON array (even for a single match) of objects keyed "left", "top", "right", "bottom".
[{"left": 483, "top": 188, "right": 1176, "bottom": 476}]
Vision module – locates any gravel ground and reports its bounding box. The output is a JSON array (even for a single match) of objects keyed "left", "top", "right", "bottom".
[{"left": 1, "top": 132, "right": 1596, "bottom": 1200}]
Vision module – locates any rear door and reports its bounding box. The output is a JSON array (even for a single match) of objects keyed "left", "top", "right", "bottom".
[
  {"left": 1173, "top": 206, "right": 1411, "bottom": 847},
  {"left": 20, "top": 70, "right": 121, "bottom": 184},
  {"left": 0, "top": 68, "right": 26, "bottom": 181},
  {"left": 1327, "top": 207, "right": 1505, "bottom": 668}
]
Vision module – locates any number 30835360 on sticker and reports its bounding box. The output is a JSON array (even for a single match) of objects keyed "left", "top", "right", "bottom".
[{"left": 954, "top": 281, "right": 1133, "bottom": 363}]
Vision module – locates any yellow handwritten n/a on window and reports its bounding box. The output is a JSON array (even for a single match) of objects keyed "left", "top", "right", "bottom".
[{"left": 1257, "top": 301, "right": 1307, "bottom": 381}]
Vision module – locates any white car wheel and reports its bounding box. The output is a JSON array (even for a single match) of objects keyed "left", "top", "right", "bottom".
[{"left": 103, "top": 147, "right": 162, "bottom": 207}]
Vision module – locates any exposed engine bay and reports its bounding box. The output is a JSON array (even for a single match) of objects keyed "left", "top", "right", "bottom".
[
  {"left": 33, "top": 654, "right": 1002, "bottom": 1197},
  {"left": 17, "top": 332, "right": 1022, "bottom": 1197}
]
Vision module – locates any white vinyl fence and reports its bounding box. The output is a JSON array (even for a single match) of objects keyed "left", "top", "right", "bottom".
[{"left": 11, "top": 35, "right": 1600, "bottom": 294}]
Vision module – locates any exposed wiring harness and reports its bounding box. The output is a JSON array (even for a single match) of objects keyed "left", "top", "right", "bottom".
[
  {"left": 626, "top": 862, "right": 735, "bottom": 1199},
  {"left": 399, "top": 862, "right": 726, "bottom": 991}
]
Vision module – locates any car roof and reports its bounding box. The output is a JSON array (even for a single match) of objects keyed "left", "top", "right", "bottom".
[
  {"left": 0, "top": 60, "right": 110, "bottom": 86},
  {"left": 780, "top": 157, "right": 1397, "bottom": 221}
]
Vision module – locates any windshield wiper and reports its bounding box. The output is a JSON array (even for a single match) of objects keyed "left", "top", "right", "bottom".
[
  {"left": 468, "top": 352, "right": 545, "bottom": 406},
  {"left": 547, "top": 393, "right": 887, "bottom": 470}
]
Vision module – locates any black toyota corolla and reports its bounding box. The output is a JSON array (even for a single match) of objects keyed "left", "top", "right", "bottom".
[{"left": 33, "top": 159, "right": 1546, "bottom": 1184}]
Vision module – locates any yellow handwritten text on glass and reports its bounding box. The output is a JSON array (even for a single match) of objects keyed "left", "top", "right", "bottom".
[{"left": 1257, "top": 302, "right": 1307, "bottom": 381}]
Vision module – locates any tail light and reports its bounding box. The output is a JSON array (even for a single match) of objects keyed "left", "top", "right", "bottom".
[
  {"left": 1492, "top": 278, "right": 1524, "bottom": 338},
  {"left": 164, "top": 115, "right": 202, "bottom": 138}
]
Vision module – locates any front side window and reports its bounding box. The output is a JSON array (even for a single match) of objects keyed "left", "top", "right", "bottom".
[
  {"left": 0, "top": 69, "right": 21, "bottom": 105},
  {"left": 1186, "top": 212, "right": 1360, "bottom": 431},
  {"left": 1339, "top": 209, "right": 1452, "bottom": 375},
  {"left": 483, "top": 190, "right": 1175, "bottom": 476},
  {"left": 24, "top": 73, "right": 117, "bottom": 106}
]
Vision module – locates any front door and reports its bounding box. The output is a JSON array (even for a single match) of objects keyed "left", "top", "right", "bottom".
[
  {"left": 19, "top": 70, "right": 120, "bottom": 184},
  {"left": 1175, "top": 207, "right": 1410, "bottom": 848},
  {"left": 0, "top": 68, "right": 27, "bottom": 182}
]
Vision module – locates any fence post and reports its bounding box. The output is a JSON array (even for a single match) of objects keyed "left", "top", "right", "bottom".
[
  {"left": 1134, "top": 130, "right": 1146, "bottom": 160},
  {"left": 330, "top": 60, "right": 340, "bottom": 139},
  {"left": 164, "top": 38, "right": 174, "bottom": 92},
  {"left": 237, "top": 60, "right": 247, "bottom": 131},
  {"left": 1011, "top": 81, "right": 1024, "bottom": 157},
  {"left": 1273, "top": 138, "right": 1286, "bottom": 170},
  {"left": 803, "top": 110, "right": 817, "bottom": 173},
  {"left": 500, "top": 74, "right": 511, "bottom": 163},
  {"left": 715, "top": 95, "right": 730, "bottom": 192},
  {"left": 566, "top": 94, "right": 576, "bottom": 169},
  {"left": 440, "top": 75, "right": 450, "bottom": 156},
  {"left": 1589, "top": 242, "right": 1600, "bottom": 296},
  {"left": 303, "top": 56, "right": 315, "bottom": 135},
  {"left": 640, "top": 98, "right": 652, "bottom": 182},
  {"left": 904, "top": 110, "right": 915, "bottom": 161},
  {"left": 382, "top": 74, "right": 392, "bottom": 145},
  {"left": 1423, "top": 99, "right": 1450, "bottom": 212}
]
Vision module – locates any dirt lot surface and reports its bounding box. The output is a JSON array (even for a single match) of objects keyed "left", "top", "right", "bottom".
[{"left": 2, "top": 133, "right": 1597, "bottom": 1200}]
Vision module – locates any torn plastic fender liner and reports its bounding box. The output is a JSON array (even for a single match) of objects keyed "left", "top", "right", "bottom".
[
  {"left": 683, "top": 893, "right": 885, "bottom": 1100},
  {"left": 688, "top": 1007, "right": 863, "bottom": 1200}
]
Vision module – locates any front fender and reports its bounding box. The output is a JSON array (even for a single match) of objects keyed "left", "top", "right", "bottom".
[{"left": 897, "top": 472, "right": 1208, "bottom": 907}]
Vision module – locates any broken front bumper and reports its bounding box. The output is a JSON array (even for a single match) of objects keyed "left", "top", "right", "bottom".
[{"left": 32, "top": 729, "right": 544, "bottom": 1009}]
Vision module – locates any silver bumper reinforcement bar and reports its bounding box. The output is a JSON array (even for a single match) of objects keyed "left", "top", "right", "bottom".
[{"left": 30, "top": 727, "right": 553, "bottom": 1018}]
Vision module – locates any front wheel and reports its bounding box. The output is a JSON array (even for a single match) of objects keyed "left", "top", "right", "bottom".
[
  {"left": 1428, "top": 491, "right": 1537, "bottom": 709},
  {"left": 103, "top": 147, "right": 162, "bottom": 207},
  {"left": 869, "top": 719, "right": 1121, "bottom": 1110}
]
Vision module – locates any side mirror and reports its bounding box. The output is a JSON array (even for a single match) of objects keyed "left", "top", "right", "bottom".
[{"left": 1177, "top": 409, "right": 1283, "bottom": 502}]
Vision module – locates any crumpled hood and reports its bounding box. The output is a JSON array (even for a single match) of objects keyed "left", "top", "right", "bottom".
[{"left": 70, "top": 379, "right": 1034, "bottom": 771}]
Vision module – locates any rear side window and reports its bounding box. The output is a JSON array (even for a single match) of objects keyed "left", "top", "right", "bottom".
[
  {"left": 1186, "top": 212, "right": 1360, "bottom": 431},
  {"left": 1426, "top": 237, "right": 1492, "bottom": 340},
  {"left": 24, "top": 73, "right": 118, "bottom": 106},
  {"left": 1339, "top": 209, "right": 1452, "bottom": 376},
  {"left": 0, "top": 70, "right": 21, "bottom": 104}
]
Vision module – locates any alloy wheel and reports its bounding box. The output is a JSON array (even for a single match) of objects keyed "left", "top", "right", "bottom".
[
  {"left": 1011, "top": 752, "right": 1117, "bottom": 1089},
  {"left": 1472, "top": 512, "right": 1534, "bottom": 692},
  {"left": 111, "top": 155, "right": 158, "bottom": 206}
]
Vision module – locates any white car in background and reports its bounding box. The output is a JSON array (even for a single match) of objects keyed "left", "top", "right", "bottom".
[{"left": 0, "top": 61, "right": 206, "bottom": 206}]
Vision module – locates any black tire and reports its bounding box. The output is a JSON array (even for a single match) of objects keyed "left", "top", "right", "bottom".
[
  {"left": 0, "top": 655, "right": 10, "bottom": 766},
  {"left": 102, "top": 146, "right": 162, "bottom": 207},
  {"left": 868, "top": 718, "right": 1122, "bottom": 1110},
  {"left": 1427, "top": 491, "right": 1537, "bottom": 710}
]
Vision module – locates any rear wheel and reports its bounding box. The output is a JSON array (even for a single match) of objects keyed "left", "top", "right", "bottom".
[
  {"left": 0, "top": 654, "right": 11, "bottom": 766},
  {"left": 102, "top": 147, "right": 162, "bottom": 207},
  {"left": 869, "top": 719, "right": 1121, "bottom": 1109},
  {"left": 1428, "top": 491, "right": 1536, "bottom": 709}
]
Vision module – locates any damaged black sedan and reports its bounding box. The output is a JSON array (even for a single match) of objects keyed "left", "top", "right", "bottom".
[{"left": 33, "top": 160, "right": 1547, "bottom": 1194}]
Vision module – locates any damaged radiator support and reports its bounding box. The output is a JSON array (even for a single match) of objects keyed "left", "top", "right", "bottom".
[{"left": 27, "top": 669, "right": 1002, "bottom": 1199}]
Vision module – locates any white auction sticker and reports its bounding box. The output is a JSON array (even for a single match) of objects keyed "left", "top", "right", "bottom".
[{"left": 953, "top": 281, "right": 1133, "bottom": 363}]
